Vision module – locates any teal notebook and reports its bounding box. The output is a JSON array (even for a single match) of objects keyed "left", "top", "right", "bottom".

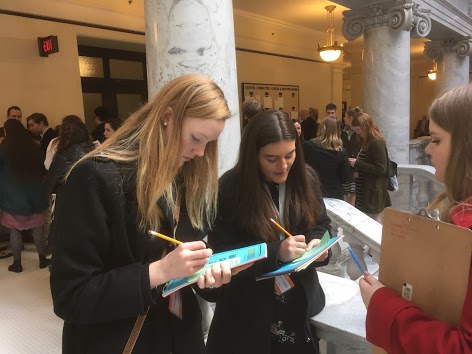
[
  {"left": 162, "top": 242, "right": 267, "bottom": 297},
  {"left": 257, "top": 231, "right": 342, "bottom": 280}
]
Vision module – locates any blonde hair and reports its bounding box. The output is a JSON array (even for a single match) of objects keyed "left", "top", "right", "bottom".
[
  {"left": 351, "top": 112, "right": 386, "bottom": 149},
  {"left": 427, "top": 85, "right": 472, "bottom": 222},
  {"left": 314, "top": 117, "right": 343, "bottom": 151},
  {"left": 70, "top": 74, "right": 230, "bottom": 231}
]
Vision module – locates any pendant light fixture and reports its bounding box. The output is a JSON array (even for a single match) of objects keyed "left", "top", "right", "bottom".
[
  {"left": 317, "top": 5, "right": 343, "bottom": 62},
  {"left": 427, "top": 60, "right": 437, "bottom": 80}
]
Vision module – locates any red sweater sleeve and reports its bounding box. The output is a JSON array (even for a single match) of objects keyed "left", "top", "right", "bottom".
[{"left": 366, "top": 268, "right": 472, "bottom": 353}]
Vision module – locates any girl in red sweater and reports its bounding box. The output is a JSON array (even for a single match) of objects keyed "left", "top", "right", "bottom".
[{"left": 360, "top": 84, "right": 472, "bottom": 353}]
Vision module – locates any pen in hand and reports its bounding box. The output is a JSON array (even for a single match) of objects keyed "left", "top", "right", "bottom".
[{"left": 347, "top": 246, "right": 365, "bottom": 274}]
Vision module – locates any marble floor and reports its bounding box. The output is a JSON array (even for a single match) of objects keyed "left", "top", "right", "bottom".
[{"left": 0, "top": 246, "right": 62, "bottom": 354}]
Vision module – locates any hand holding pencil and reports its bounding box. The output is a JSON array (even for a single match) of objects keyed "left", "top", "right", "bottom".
[
  {"left": 270, "top": 218, "right": 308, "bottom": 262},
  {"left": 147, "top": 230, "right": 249, "bottom": 290}
]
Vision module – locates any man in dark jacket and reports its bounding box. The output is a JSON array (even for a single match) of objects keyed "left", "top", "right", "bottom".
[
  {"left": 26, "top": 112, "right": 58, "bottom": 154},
  {"left": 301, "top": 107, "right": 318, "bottom": 140},
  {"left": 90, "top": 106, "right": 109, "bottom": 143}
]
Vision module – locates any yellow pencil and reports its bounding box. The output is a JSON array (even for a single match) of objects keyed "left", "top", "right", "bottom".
[
  {"left": 148, "top": 230, "right": 183, "bottom": 245},
  {"left": 270, "top": 218, "right": 293, "bottom": 237}
]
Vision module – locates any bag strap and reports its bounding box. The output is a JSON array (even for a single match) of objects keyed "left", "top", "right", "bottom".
[{"left": 122, "top": 307, "right": 149, "bottom": 354}]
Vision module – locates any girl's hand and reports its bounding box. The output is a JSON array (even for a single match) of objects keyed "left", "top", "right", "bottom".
[
  {"left": 197, "top": 261, "right": 254, "bottom": 289},
  {"left": 278, "top": 235, "right": 307, "bottom": 262},
  {"left": 307, "top": 238, "right": 329, "bottom": 262},
  {"left": 149, "top": 241, "right": 211, "bottom": 288},
  {"left": 359, "top": 272, "right": 386, "bottom": 308}
]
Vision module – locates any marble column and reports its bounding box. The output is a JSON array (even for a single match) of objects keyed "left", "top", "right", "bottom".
[
  {"left": 343, "top": 2, "right": 431, "bottom": 164},
  {"left": 145, "top": 0, "right": 240, "bottom": 175},
  {"left": 424, "top": 38, "right": 472, "bottom": 96}
]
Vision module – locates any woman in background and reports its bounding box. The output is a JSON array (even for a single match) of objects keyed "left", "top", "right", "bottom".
[
  {"left": 0, "top": 119, "right": 49, "bottom": 272},
  {"left": 303, "top": 117, "right": 352, "bottom": 200},
  {"left": 360, "top": 84, "right": 472, "bottom": 353},
  {"left": 341, "top": 108, "right": 362, "bottom": 206},
  {"left": 103, "top": 118, "right": 123, "bottom": 140},
  {"left": 45, "top": 115, "right": 93, "bottom": 254},
  {"left": 206, "top": 111, "right": 331, "bottom": 354},
  {"left": 348, "top": 112, "right": 391, "bottom": 223},
  {"left": 291, "top": 118, "right": 303, "bottom": 142}
]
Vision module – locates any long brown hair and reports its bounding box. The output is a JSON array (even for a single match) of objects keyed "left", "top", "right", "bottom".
[
  {"left": 351, "top": 112, "right": 386, "bottom": 149},
  {"left": 427, "top": 85, "right": 472, "bottom": 222},
  {"left": 3, "top": 119, "right": 44, "bottom": 181},
  {"left": 235, "top": 110, "right": 322, "bottom": 242},
  {"left": 69, "top": 74, "right": 230, "bottom": 231},
  {"left": 56, "top": 115, "right": 90, "bottom": 155},
  {"left": 314, "top": 117, "right": 343, "bottom": 151}
]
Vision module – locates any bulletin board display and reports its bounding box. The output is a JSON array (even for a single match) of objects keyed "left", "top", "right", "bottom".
[{"left": 242, "top": 83, "right": 300, "bottom": 118}]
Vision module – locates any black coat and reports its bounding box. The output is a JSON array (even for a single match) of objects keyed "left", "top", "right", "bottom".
[
  {"left": 301, "top": 117, "right": 318, "bottom": 141},
  {"left": 41, "top": 127, "right": 58, "bottom": 154},
  {"left": 50, "top": 158, "right": 207, "bottom": 354},
  {"left": 45, "top": 142, "right": 93, "bottom": 194},
  {"left": 204, "top": 169, "right": 331, "bottom": 354},
  {"left": 340, "top": 128, "right": 361, "bottom": 158},
  {"left": 91, "top": 122, "right": 106, "bottom": 143},
  {"left": 302, "top": 141, "right": 352, "bottom": 200}
]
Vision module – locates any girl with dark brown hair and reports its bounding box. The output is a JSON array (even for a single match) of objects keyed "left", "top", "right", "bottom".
[{"left": 206, "top": 110, "right": 332, "bottom": 354}]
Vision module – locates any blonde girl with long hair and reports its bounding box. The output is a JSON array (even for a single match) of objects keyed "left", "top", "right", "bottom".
[
  {"left": 50, "top": 74, "right": 250, "bottom": 354},
  {"left": 303, "top": 117, "right": 352, "bottom": 200}
]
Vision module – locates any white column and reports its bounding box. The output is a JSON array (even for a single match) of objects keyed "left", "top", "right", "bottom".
[
  {"left": 363, "top": 26, "right": 410, "bottom": 164},
  {"left": 424, "top": 38, "right": 471, "bottom": 96},
  {"left": 343, "top": 2, "right": 431, "bottom": 164},
  {"left": 144, "top": 0, "right": 240, "bottom": 175}
]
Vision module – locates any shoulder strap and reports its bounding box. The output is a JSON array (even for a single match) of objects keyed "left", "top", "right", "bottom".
[{"left": 122, "top": 307, "right": 149, "bottom": 354}]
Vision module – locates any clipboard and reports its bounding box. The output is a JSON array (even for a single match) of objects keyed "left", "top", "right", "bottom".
[{"left": 372, "top": 207, "right": 472, "bottom": 354}]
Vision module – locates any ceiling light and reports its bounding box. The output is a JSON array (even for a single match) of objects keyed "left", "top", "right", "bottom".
[
  {"left": 427, "top": 61, "right": 437, "bottom": 80},
  {"left": 317, "top": 5, "right": 343, "bottom": 62}
]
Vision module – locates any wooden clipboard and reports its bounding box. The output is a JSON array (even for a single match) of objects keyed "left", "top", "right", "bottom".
[{"left": 372, "top": 208, "right": 472, "bottom": 354}]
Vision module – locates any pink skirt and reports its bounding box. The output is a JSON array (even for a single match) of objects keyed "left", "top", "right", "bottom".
[{"left": 0, "top": 211, "right": 44, "bottom": 230}]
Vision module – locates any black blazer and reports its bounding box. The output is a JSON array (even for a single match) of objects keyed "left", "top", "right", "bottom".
[
  {"left": 50, "top": 158, "right": 207, "bottom": 354},
  {"left": 41, "top": 127, "right": 58, "bottom": 154},
  {"left": 303, "top": 141, "right": 352, "bottom": 199},
  {"left": 204, "top": 168, "right": 331, "bottom": 354},
  {"left": 301, "top": 116, "right": 318, "bottom": 140}
]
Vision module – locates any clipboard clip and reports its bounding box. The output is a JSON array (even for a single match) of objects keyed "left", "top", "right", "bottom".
[{"left": 416, "top": 208, "right": 440, "bottom": 221}]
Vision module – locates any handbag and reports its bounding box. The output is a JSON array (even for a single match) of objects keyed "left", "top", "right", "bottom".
[{"left": 386, "top": 155, "right": 399, "bottom": 192}]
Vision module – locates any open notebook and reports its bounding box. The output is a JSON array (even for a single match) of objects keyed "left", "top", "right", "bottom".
[{"left": 257, "top": 231, "right": 342, "bottom": 280}]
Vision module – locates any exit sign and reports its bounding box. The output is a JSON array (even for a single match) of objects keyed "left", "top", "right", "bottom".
[{"left": 38, "top": 35, "right": 59, "bottom": 57}]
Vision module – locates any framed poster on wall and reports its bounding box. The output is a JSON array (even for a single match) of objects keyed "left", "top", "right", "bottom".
[{"left": 242, "top": 83, "right": 300, "bottom": 118}]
